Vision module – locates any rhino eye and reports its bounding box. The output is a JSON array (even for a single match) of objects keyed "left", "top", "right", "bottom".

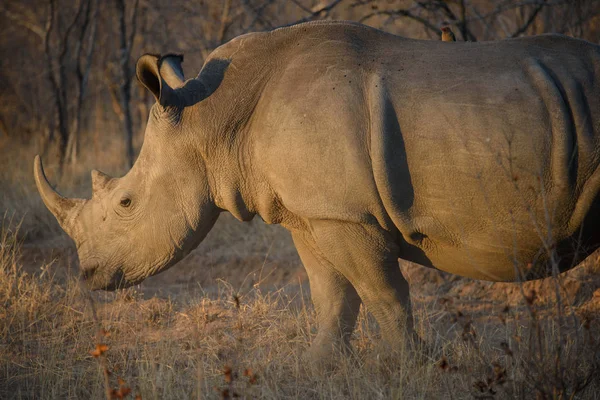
[{"left": 120, "top": 197, "right": 131, "bottom": 208}]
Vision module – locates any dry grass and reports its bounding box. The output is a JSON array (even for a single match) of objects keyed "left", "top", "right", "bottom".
[
  {"left": 1, "top": 214, "right": 599, "bottom": 399},
  {"left": 1, "top": 139, "right": 600, "bottom": 399}
]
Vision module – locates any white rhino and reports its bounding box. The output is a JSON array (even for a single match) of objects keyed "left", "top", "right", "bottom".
[{"left": 35, "top": 21, "right": 600, "bottom": 359}]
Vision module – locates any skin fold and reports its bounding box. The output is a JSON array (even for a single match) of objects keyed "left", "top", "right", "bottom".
[{"left": 35, "top": 21, "right": 600, "bottom": 360}]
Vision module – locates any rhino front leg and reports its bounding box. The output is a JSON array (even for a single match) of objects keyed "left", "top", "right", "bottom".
[
  {"left": 309, "top": 220, "right": 417, "bottom": 351},
  {"left": 292, "top": 231, "right": 362, "bottom": 361}
]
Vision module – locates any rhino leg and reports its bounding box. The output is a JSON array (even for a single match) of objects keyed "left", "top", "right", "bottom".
[
  {"left": 308, "top": 220, "right": 417, "bottom": 352},
  {"left": 292, "top": 231, "right": 362, "bottom": 361}
]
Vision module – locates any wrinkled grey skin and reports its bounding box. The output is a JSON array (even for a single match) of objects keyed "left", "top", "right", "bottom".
[{"left": 35, "top": 21, "right": 600, "bottom": 360}]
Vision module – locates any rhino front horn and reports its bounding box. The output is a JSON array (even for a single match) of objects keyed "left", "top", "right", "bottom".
[{"left": 33, "top": 155, "right": 84, "bottom": 231}]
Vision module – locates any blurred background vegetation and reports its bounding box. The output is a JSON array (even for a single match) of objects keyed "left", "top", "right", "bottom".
[{"left": 1, "top": 0, "right": 600, "bottom": 240}]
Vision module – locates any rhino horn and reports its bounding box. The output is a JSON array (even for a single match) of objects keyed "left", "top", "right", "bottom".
[
  {"left": 33, "top": 155, "right": 84, "bottom": 231},
  {"left": 91, "top": 169, "right": 112, "bottom": 194},
  {"left": 136, "top": 53, "right": 228, "bottom": 108}
]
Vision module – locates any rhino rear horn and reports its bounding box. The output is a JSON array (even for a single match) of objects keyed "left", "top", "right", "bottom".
[
  {"left": 33, "top": 155, "right": 84, "bottom": 231},
  {"left": 135, "top": 53, "right": 228, "bottom": 108},
  {"left": 91, "top": 169, "right": 112, "bottom": 194}
]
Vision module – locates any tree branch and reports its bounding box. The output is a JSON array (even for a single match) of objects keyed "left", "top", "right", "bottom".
[
  {"left": 241, "top": 0, "right": 275, "bottom": 31},
  {"left": 0, "top": 6, "right": 45, "bottom": 39},
  {"left": 218, "top": 0, "right": 232, "bottom": 44},
  {"left": 510, "top": 1, "right": 547, "bottom": 37},
  {"left": 289, "top": 0, "right": 313, "bottom": 14},
  {"left": 359, "top": 9, "right": 441, "bottom": 36},
  {"left": 292, "top": 0, "right": 345, "bottom": 24}
]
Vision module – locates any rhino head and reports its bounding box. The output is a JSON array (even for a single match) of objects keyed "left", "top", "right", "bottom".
[{"left": 34, "top": 54, "right": 228, "bottom": 290}]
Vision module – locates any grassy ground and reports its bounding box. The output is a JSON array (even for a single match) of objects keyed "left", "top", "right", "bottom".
[{"left": 1, "top": 142, "right": 600, "bottom": 399}]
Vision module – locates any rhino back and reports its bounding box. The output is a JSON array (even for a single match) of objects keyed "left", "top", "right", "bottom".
[{"left": 200, "top": 22, "right": 600, "bottom": 281}]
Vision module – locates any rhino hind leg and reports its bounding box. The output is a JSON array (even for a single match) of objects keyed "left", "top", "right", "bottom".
[
  {"left": 292, "top": 231, "right": 362, "bottom": 362},
  {"left": 306, "top": 221, "right": 418, "bottom": 356}
]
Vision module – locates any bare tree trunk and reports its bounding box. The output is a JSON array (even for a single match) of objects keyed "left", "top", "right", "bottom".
[
  {"left": 44, "top": 0, "right": 66, "bottom": 174},
  {"left": 44, "top": 0, "right": 85, "bottom": 176},
  {"left": 66, "top": 0, "right": 98, "bottom": 165},
  {"left": 115, "top": 0, "right": 139, "bottom": 169},
  {"left": 0, "top": 115, "right": 8, "bottom": 139}
]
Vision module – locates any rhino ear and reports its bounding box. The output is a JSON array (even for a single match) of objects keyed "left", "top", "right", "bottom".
[
  {"left": 159, "top": 54, "right": 185, "bottom": 88},
  {"left": 91, "top": 169, "right": 112, "bottom": 194},
  {"left": 136, "top": 53, "right": 185, "bottom": 106},
  {"left": 136, "top": 53, "right": 225, "bottom": 108},
  {"left": 136, "top": 54, "right": 163, "bottom": 101}
]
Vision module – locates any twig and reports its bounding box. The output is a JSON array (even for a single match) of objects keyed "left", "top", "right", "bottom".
[
  {"left": 0, "top": 6, "right": 46, "bottom": 38},
  {"left": 510, "top": 1, "right": 546, "bottom": 37},
  {"left": 291, "top": 0, "right": 345, "bottom": 25},
  {"left": 217, "top": 0, "right": 232, "bottom": 44},
  {"left": 359, "top": 9, "right": 440, "bottom": 36}
]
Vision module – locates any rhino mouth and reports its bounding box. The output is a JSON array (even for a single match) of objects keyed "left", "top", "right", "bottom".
[{"left": 82, "top": 267, "right": 136, "bottom": 291}]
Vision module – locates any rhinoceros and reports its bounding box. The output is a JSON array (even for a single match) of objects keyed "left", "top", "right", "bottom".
[{"left": 34, "top": 21, "right": 600, "bottom": 360}]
